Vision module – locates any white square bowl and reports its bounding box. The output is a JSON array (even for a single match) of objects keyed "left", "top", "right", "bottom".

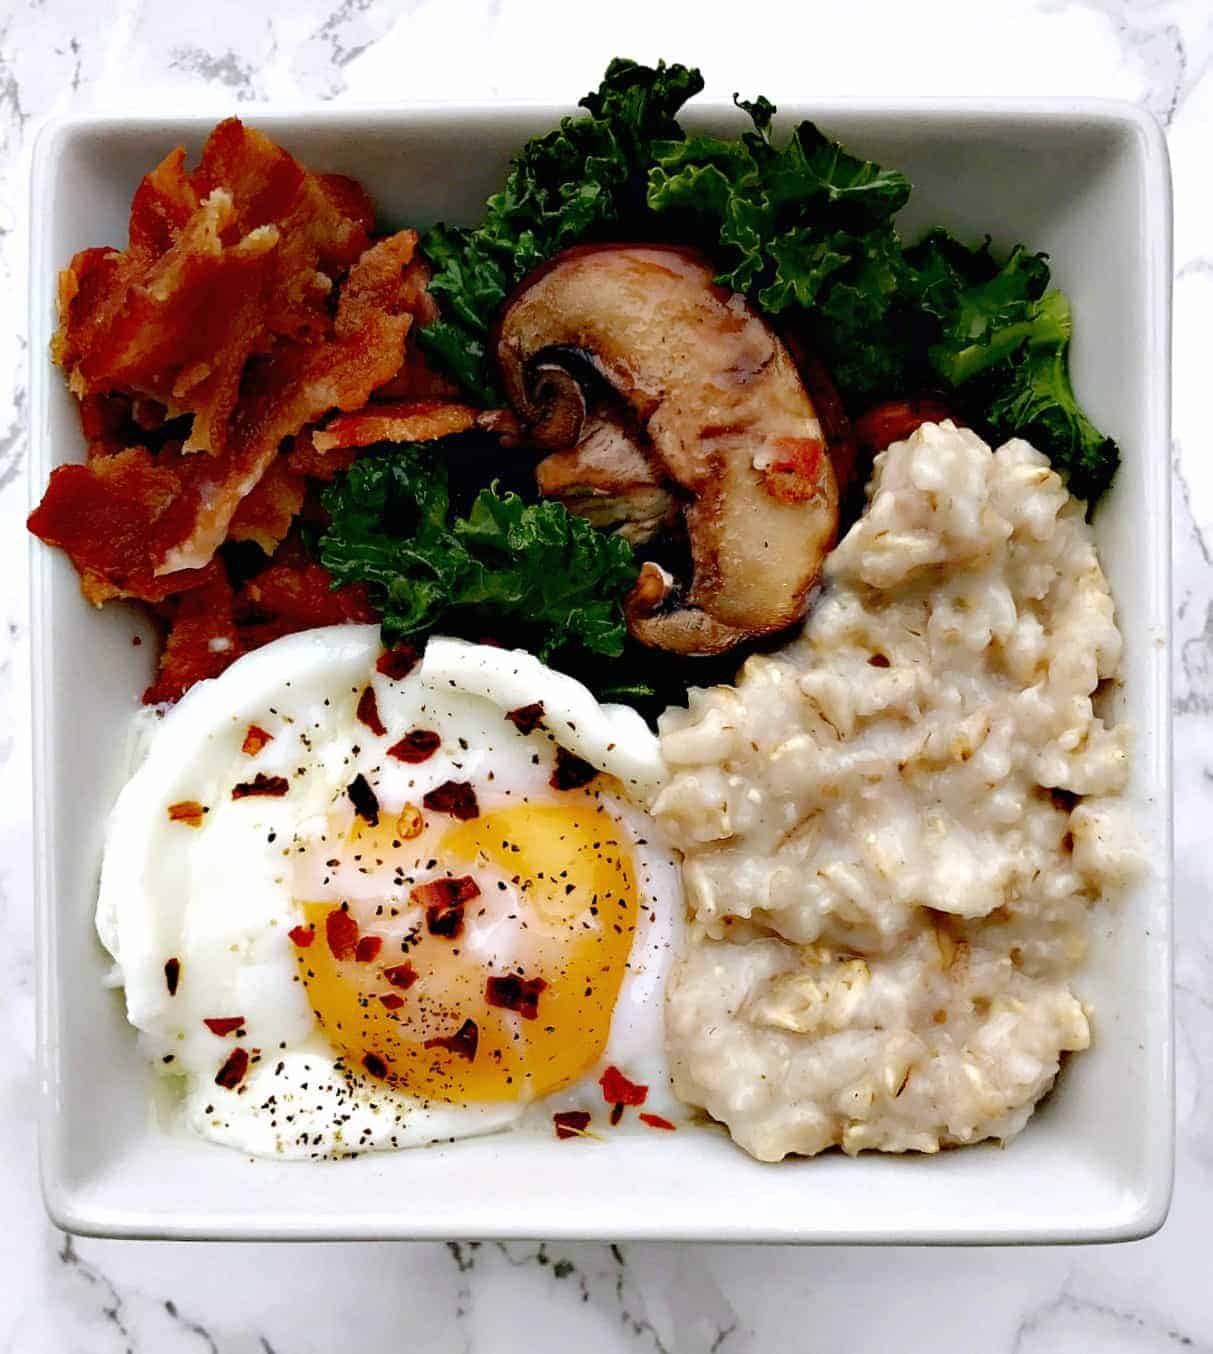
[{"left": 30, "top": 99, "right": 1173, "bottom": 1243}]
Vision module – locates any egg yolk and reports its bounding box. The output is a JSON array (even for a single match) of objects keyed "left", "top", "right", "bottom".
[{"left": 295, "top": 798, "right": 638, "bottom": 1104}]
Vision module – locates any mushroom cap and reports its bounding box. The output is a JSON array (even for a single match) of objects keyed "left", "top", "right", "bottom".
[{"left": 496, "top": 244, "right": 839, "bottom": 648}]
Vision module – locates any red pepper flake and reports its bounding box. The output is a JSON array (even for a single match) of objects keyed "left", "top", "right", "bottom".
[
  {"left": 599, "top": 1065, "right": 648, "bottom": 1107},
  {"left": 553, "top": 1110, "right": 592, "bottom": 1140},
  {"left": 241, "top": 724, "right": 273, "bottom": 756},
  {"left": 413, "top": 876, "right": 480, "bottom": 938},
  {"left": 347, "top": 772, "right": 380, "bottom": 826},
  {"left": 485, "top": 974, "right": 548, "bottom": 1020},
  {"left": 232, "top": 773, "right": 290, "bottom": 800},
  {"left": 610, "top": 1102, "right": 624, "bottom": 1126},
  {"left": 355, "top": 935, "right": 383, "bottom": 963},
  {"left": 215, "top": 1047, "right": 249, "bottom": 1089},
  {"left": 424, "top": 1018, "right": 479, "bottom": 1061},
  {"left": 356, "top": 685, "right": 386, "bottom": 736},
  {"left": 384, "top": 962, "right": 418, "bottom": 990},
  {"left": 362, "top": 1051, "right": 388, "bottom": 1079},
  {"left": 167, "top": 800, "right": 205, "bottom": 827},
  {"left": 288, "top": 925, "right": 314, "bottom": 948},
  {"left": 132, "top": 635, "right": 142, "bottom": 647},
  {"left": 376, "top": 644, "right": 419, "bottom": 680},
  {"left": 422, "top": 780, "right": 479, "bottom": 820},
  {"left": 639, "top": 1113, "right": 676, "bottom": 1131},
  {"left": 387, "top": 728, "right": 441, "bottom": 763},
  {"left": 325, "top": 907, "right": 359, "bottom": 961},
  {"left": 378, "top": 992, "right": 405, "bottom": 1010},
  {"left": 550, "top": 747, "right": 598, "bottom": 791},
  {"left": 164, "top": 957, "right": 181, "bottom": 995},
  {"left": 505, "top": 702, "right": 545, "bottom": 735},
  {"left": 203, "top": 1016, "right": 245, "bottom": 1037}
]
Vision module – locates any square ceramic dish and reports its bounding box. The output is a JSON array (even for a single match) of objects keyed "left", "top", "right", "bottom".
[{"left": 30, "top": 100, "right": 1173, "bottom": 1243}]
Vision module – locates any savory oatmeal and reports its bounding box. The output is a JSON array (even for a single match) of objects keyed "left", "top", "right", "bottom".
[{"left": 655, "top": 421, "right": 1141, "bottom": 1160}]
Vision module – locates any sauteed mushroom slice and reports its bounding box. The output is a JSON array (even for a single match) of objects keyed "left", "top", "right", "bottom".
[{"left": 496, "top": 244, "right": 839, "bottom": 652}]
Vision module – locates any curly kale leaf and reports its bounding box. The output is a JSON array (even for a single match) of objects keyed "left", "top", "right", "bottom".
[
  {"left": 419, "top": 58, "right": 703, "bottom": 401},
  {"left": 319, "top": 444, "right": 639, "bottom": 660}
]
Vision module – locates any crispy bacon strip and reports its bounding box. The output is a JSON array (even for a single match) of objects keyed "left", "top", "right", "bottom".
[{"left": 311, "top": 399, "right": 479, "bottom": 453}]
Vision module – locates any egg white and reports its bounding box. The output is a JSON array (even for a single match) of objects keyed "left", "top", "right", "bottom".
[{"left": 98, "top": 625, "right": 683, "bottom": 1158}]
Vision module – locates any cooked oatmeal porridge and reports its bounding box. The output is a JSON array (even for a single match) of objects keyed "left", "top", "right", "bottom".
[{"left": 654, "top": 421, "right": 1142, "bottom": 1161}]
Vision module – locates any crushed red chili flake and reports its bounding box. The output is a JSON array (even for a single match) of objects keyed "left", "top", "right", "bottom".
[
  {"left": 413, "top": 875, "right": 479, "bottom": 939},
  {"left": 362, "top": 1051, "right": 388, "bottom": 1079},
  {"left": 610, "top": 1102, "right": 624, "bottom": 1127},
  {"left": 638, "top": 1113, "right": 676, "bottom": 1131},
  {"left": 550, "top": 746, "right": 598, "bottom": 791},
  {"left": 422, "top": 780, "right": 479, "bottom": 820},
  {"left": 241, "top": 724, "right": 273, "bottom": 756},
  {"left": 378, "top": 992, "right": 405, "bottom": 1010},
  {"left": 288, "top": 925, "right": 314, "bottom": 948},
  {"left": 383, "top": 962, "right": 418, "bottom": 990},
  {"left": 553, "top": 1110, "right": 592, "bottom": 1140},
  {"left": 505, "top": 702, "right": 545, "bottom": 735},
  {"left": 387, "top": 728, "right": 441, "bottom": 763},
  {"left": 215, "top": 1046, "right": 249, "bottom": 1089},
  {"left": 376, "top": 644, "right": 419, "bottom": 680},
  {"left": 356, "top": 685, "right": 386, "bottom": 736},
  {"left": 355, "top": 935, "right": 383, "bottom": 963},
  {"left": 164, "top": 956, "right": 181, "bottom": 995},
  {"left": 325, "top": 907, "right": 359, "bottom": 961},
  {"left": 599, "top": 1065, "right": 648, "bottom": 1107},
  {"left": 232, "top": 772, "right": 289, "bottom": 799},
  {"left": 203, "top": 1016, "right": 245, "bottom": 1036},
  {"left": 347, "top": 772, "right": 380, "bottom": 825},
  {"left": 167, "top": 800, "right": 205, "bottom": 827},
  {"left": 485, "top": 974, "right": 548, "bottom": 1020},
  {"left": 424, "top": 1018, "right": 479, "bottom": 1061}
]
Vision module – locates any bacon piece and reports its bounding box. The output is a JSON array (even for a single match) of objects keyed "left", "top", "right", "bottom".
[
  {"left": 387, "top": 729, "right": 440, "bottom": 763},
  {"left": 231, "top": 772, "right": 289, "bottom": 799},
  {"left": 485, "top": 974, "right": 547, "bottom": 1020},
  {"left": 143, "top": 564, "right": 238, "bottom": 704},
  {"left": 376, "top": 644, "right": 419, "bottom": 680},
  {"left": 164, "top": 957, "right": 181, "bottom": 995},
  {"left": 599, "top": 1065, "right": 648, "bottom": 1108},
  {"left": 347, "top": 773, "right": 379, "bottom": 826},
  {"left": 423, "top": 1018, "right": 478, "bottom": 1061},
  {"left": 311, "top": 399, "right": 479, "bottom": 453},
  {"left": 355, "top": 935, "right": 383, "bottom": 963},
  {"left": 762, "top": 436, "right": 826, "bottom": 503},
  {"left": 553, "top": 1111, "right": 592, "bottom": 1140},
  {"left": 422, "top": 780, "right": 479, "bottom": 821},
  {"left": 383, "top": 963, "right": 418, "bottom": 990},
  {"left": 27, "top": 449, "right": 219, "bottom": 606},
  {"left": 241, "top": 724, "right": 273, "bottom": 756},
  {"left": 285, "top": 428, "right": 360, "bottom": 483},
  {"left": 227, "top": 455, "right": 308, "bottom": 554},
  {"left": 203, "top": 1016, "right": 245, "bottom": 1036},
  {"left": 237, "top": 555, "right": 377, "bottom": 638},
  {"left": 356, "top": 686, "right": 386, "bottom": 736},
  {"left": 325, "top": 907, "right": 359, "bottom": 961},
  {"left": 288, "top": 925, "right": 314, "bottom": 948},
  {"left": 38, "top": 124, "right": 428, "bottom": 597},
  {"left": 505, "top": 702, "right": 545, "bottom": 735},
  {"left": 167, "top": 800, "right": 205, "bottom": 827},
  {"left": 215, "top": 1047, "right": 249, "bottom": 1089},
  {"left": 638, "top": 1113, "right": 676, "bottom": 1131},
  {"left": 550, "top": 747, "right": 598, "bottom": 792}
]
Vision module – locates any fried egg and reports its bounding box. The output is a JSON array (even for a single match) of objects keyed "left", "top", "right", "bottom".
[{"left": 97, "top": 626, "right": 683, "bottom": 1158}]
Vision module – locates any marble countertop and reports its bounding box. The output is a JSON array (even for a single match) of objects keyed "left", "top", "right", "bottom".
[{"left": 2, "top": 0, "right": 1212, "bottom": 1349}]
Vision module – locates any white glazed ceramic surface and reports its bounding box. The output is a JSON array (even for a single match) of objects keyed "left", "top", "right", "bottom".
[{"left": 29, "top": 101, "right": 1172, "bottom": 1243}]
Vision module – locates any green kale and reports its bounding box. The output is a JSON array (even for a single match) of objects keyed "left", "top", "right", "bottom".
[
  {"left": 319, "top": 443, "right": 639, "bottom": 661},
  {"left": 419, "top": 58, "right": 703, "bottom": 402}
]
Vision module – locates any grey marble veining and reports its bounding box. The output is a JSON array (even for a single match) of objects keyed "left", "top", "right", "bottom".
[{"left": 2, "top": 0, "right": 1212, "bottom": 1349}]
